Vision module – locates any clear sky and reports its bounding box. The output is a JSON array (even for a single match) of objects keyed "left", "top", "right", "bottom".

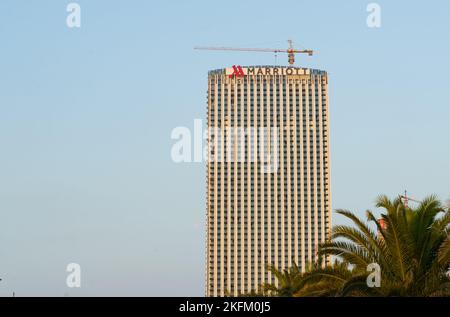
[{"left": 0, "top": 0, "right": 449, "bottom": 296}]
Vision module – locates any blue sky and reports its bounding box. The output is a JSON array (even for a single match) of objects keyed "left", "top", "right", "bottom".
[{"left": 0, "top": 0, "right": 449, "bottom": 296}]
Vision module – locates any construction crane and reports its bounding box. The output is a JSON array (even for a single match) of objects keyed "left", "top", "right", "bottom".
[
  {"left": 378, "top": 192, "right": 422, "bottom": 234},
  {"left": 194, "top": 40, "right": 313, "bottom": 65},
  {"left": 401, "top": 190, "right": 422, "bottom": 208}
]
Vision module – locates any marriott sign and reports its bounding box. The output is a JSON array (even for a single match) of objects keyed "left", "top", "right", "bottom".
[{"left": 225, "top": 66, "right": 311, "bottom": 77}]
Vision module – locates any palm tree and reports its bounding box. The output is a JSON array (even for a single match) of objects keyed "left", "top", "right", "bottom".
[
  {"left": 295, "top": 195, "right": 450, "bottom": 296},
  {"left": 294, "top": 260, "right": 374, "bottom": 297},
  {"left": 262, "top": 263, "right": 305, "bottom": 296},
  {"left": 236, "top": 290, "right": 267, "bottom": 297}
]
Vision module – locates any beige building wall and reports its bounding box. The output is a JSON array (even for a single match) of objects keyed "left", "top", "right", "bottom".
[{"left": 206, "top": 66, "right": 331, "bottom": 297}]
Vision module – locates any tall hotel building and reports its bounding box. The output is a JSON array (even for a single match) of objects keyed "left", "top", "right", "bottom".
[{"left": 205, "top": 66, "right": 331, "bottom": 296}]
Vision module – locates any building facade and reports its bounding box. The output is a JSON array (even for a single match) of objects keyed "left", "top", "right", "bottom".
[{"left": 205, "top": 66, "right": 332, "bottom": 296}]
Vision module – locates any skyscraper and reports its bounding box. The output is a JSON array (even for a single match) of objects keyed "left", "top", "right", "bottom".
[{"left": 205, "top": 66, "right": 332, "bottom": 296}]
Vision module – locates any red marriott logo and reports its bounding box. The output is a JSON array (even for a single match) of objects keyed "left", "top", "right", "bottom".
[{"left": 229, "top": 65, "right": 245, "bottom": 78}]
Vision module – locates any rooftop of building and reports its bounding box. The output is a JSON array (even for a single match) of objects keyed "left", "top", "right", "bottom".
[{"left": 208, "top": 65, "right": 327, "bottom": 76}]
